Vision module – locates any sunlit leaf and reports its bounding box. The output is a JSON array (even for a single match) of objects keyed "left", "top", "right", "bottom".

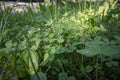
[
  {"left": 5, "top": 40, "right": 12, "bottom": 49},
  {"left": 41, "top": 52, "right": 55, "bottom": 66},
  {"left": 23, "top": 50, "right": 38, "bottom": 75},
  {"left": 57, "top": 38, "right": 64, "bottom": 43},
  {"left": 44, "top": 53, "right": 49, "bottom": 61}
]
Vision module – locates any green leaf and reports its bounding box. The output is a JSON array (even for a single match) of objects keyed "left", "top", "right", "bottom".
[
  {"left": 39, "top": 4, "right": 46, "bottom": 13},
  {"left": 40, "top": 60, "right": 48, "bottom": 66},
  {"left": 18, "top": 40, "right": 26, "bottom": 50},
  {"left": 72, "top": 42, "right": 82, "bottom": 46},
  {"left": 56, "top": 46, "right": 65, "bottom": 54},
  {"left": 80, "top": 65, "right": 85, "bottom": 72},
  {"left": 57, "top": 29, "right": 63, "bottom": 36},
  {"left": 58, "top": 72, "right": 68, "bottom": 80},
  {"left": 77, "top": 45, "right": 99, "bottom": 57},
  {"left": 105, "top": 61, "right": 119, "bottom": 67},
  {"left": 44, "top": 53, "right": 49, "bottom": 61},
  {"left": 31, "top": 38, "right": 40, "bottom": 50},
  {"left": 28, "top": 30, "right": 34, "bottom": 37},
  {"left": 48, "top": 33, "right": 54, "bottom": 38},
  {"left": 85, "top": 65, "right": 93, "bottom": 73},
  {"left": 69, "top": 46, "right": 77, "bottom": 51},
  {"left": 30, "top": 72, "right": 47, "bottom": 80},
  {"left": 29, "top": 51, "right": 38, "bottom": 75},
  {"left": 41, "top": 53, "right": 55, "bottom": 66},
  {"left": 65, "top": 48, "right": 73, "bottom": 53},
  {"left": 5, "top": 40, "right": 12, "bottom": 49},
  {"left": 114, "top": 36, "right": 120, "bottom": 40},
  {"left": 23, "top": 50, "right": 38, "bottom": 75},
  {"left": 68, "top": 76, "right": 76, "bottom": 80},
  {"left": 48, "top": 54, "right": 55, "bottom": 62},
  {"left": 101, "top": 45, "right": 120, "bottom": 59},
  {"left": 57, "top": 38, "right": 64, "bottom": 43}
]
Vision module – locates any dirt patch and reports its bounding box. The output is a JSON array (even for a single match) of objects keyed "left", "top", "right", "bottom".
[{"left": 0, "top": 1, "right": 40, "bottom": 13}]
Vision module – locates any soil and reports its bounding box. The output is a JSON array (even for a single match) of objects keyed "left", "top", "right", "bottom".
[{"left": 0, "top": 1, "right": 39, "bottom": 13}]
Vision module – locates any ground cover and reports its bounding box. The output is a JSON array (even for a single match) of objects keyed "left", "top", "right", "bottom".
[{"left": 0, "top": 0, "right": 120, "bottom": 80}]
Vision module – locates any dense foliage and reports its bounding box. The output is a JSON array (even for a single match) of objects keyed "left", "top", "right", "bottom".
[{"left": 0, "top": 0, "right": 120, "bottom": 80}]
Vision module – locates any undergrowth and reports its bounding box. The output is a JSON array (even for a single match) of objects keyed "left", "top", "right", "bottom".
[{"left": 0, "top": 0, "right": 120, "bottom": 80}]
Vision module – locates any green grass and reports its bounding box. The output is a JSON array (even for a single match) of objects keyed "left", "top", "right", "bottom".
[{"left": 0, "top": 0, "right": 120, "bottom": 80}]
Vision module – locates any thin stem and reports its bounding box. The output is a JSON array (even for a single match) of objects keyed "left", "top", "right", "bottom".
[{"left": 96, "top": 56, "right": 98, "bottom": 80}]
